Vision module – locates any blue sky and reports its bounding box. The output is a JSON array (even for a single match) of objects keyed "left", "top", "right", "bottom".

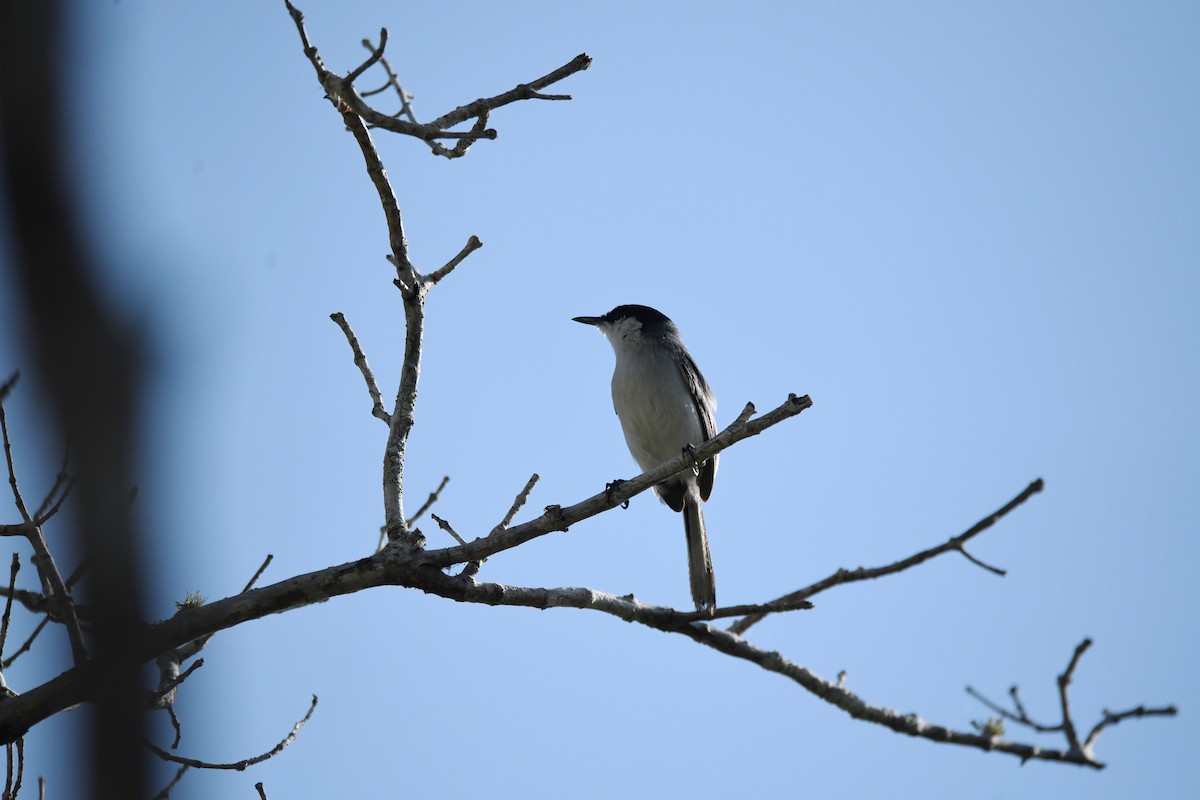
[{"left": 0, "top": 1, "right": 1197, "bottom": 797}]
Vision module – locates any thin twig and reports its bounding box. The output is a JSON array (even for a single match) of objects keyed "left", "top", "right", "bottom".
[
  {"left": 330, "top": 313, "right": 390, "bottom": 424},
  {"left": 151, "top": 659, "right": 204, "bottom": 706},
  {"left": 1083, "top": 704, "right": 1178, "bottom": 753},
  {"left": 32, "top": 446, "right": 71, "bottom": 523},
  {"left": 491, "top": 474, "right": 539, "bottom": 534},
  {"left": 1010, "top": 684, "right": 1031, "bottom": 720},
  {"left": 2, "top": 615, "right": 49, "bottom": 669},
  {"left": 428, "top": 54, "right": 593, "bottom": 131},
  {"left": 430, "top": 514, "right": 467, "bottom": 547},
  {"left": 729, "top": 478, "right": 1043, "bottom": 635},
  {"left": 956, "top": 544, "right": 1007, "bottom": 576},
  {"left": 344, "top": 27, "right": 387, "bottom": 84},
  {"left": 0, "top": 382, "right": 31, "bottom": 523},
  {"left": 12, "top": 737, "right": 22, "bottom": 800},
  {"left": 0, "top": 554, "right": 19, "bottom": 661},
  {"left": 146, "top": 695, "right": 318, "bottom": 771},
  {"left": 166, "top": 705, "right": 182, "bottom": 750},
  {"left": 32, "top": 477, "right": 72, "bottom": 527},
  {"left": 149, "top": 764, "right": 188, "bottom": 800},
  {"left": 1, "top": 561, "right": 85, "bottom": 668},
  {"left": 24, "top": 526, "right": 86, "bottom": 664},
  {"left": 1058, "top": 638, "right": 1091, "bottom": 754},
  {"left": 359, "top": 39, "right": 418, "bottom": 124},
  {"left": 0, "top": 373, "right": 16, "bottom": 405},
  {"left": 242, "top": 555, "right": 274, "bottom": 593},
  {"left": 407, "top": 477, "right": 449, "bottom": 526},
  {"left": 965, "top": 685, "right": 1060, "bottom": 733},
  {"left": 382, "top": 476, "right": 449, "bottom": 552},
  {"left": 425, "top": 235, "right": 483, "bottom": 286}
]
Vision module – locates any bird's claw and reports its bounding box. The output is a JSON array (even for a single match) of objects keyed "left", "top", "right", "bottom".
[{"left": 605, "top": 479, "right": 630, "bottom": 509}]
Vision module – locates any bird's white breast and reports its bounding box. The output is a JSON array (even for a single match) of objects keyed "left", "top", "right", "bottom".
[{"left": 608, "top": 337, "right": 704, "bottom": 474}]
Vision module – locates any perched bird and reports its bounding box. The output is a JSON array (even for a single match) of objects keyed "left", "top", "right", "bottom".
[{"left": 573, "top": 304, "right": 718, "bottom": 613}]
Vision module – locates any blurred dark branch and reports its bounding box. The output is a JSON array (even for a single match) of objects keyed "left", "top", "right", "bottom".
[{"left": 0, "top": 1, "right": 150, "bottom": 797}]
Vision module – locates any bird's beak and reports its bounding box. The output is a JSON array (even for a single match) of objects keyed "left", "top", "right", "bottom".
[{"left": 572, "top": 315, "right": 602, "bottom": 326}]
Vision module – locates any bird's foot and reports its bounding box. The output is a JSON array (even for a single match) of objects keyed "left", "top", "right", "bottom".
[{"left": 605, "top": 479, "right": 630, "bottom": 509}]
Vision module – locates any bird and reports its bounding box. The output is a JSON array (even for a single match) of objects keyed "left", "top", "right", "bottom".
[{"left": 573, "top": 304, "right": 718, "bottom": 614}]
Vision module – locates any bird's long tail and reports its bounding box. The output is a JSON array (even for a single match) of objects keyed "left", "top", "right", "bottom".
[{"left": 683, "top": 491, "right": 716, "bottom": 615}]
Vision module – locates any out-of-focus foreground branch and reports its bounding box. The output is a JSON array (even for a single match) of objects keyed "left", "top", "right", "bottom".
[{"left": 0, "top": 0, "right": 150, "bottom": 796}]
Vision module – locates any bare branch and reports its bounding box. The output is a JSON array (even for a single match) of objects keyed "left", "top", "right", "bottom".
[
  {"left": 429, "top": 514, "right": 467, "bottom": 547},
  {"left": 31, "top": 447, "right": 72, "bottom": 525},
  {"left": 2, "top": 616, "right": 50, "bottom": 670},
  {"left": 672, "top": 626, "right": 1103, "bottom": 769},
  {"left": 3, "top": 738, "right": 12, "bottom": 800},
  {"left": 150, "top": 764, "right": 188, "bottom": 800},
  {"left": 966, "top": 639, "right": 1178, "bottom": 766},
  {"left": 359, "top": 38, "right": 418, "bottom": 124},
  {"left": 13, "top": 737, "right": 23, "bottom": 800},
  {"left": 242, "top": 555, "right": 274, "bottom": 593},
  {"left": 407, "top": 476, "right": 449, "bottom": 526},
  {"left": 318, "top": 106, "right": 422, "bottom": 539},
  {"left": 411, "top": 571, "right": 812, "bottom": 624},
  {"left": 965, "top": 685, "right": 1061, "bottom": 734},
  {"left": 425, "top": 235, "right": 483, "bottom": 286},
  {"left": 146, "top": 659, "right": 204, "bottom": 711},
  {"left": 390, "top": 571, "right": 1115, "bottom": 768},
  {"left": 330, "top": 313, "right": 390, "bottom": 425},
  {"left": 0, "top": 378, "right": 31, "bottom": 523},
  {"left": 1058, "top": 638, "right": 1091, "bottom": 755},
  {"left": 166, "top": 705, "right": 182, "bottom": 749},
  {"left": 0, "top": 560, "right": 83, "bottom": 671},
  {"left": 34, "top": 482, "right": 74, "bottom": 526},
  {"left": 729, "top": 478, "right": 1044, "bottom": 636},
  {"left": 955, "top": 543, "right": 1006, "bottom": 576},
  {"left": 0, "top": 554, "right": 18, "bottom": 663},
  {"left": 0, "top": 373, "right": 16, "bottom": 405},
  {"left": 491, "top": 473, "right": 538, "bottom": 534},
  {"left": 146, "top": 695, "right": 318, "bottom": 771},
  {"left": 344, "top": 27, "right": 386, "bottom": 84},
  {"left": 24, "top": 525, "right": 86, "bottom": 664},
  {"left": 3, "top": 736, "right": 24, "bottom": 800},
  {"left": 421, "top": 394, "right": 812, "bottom": 568},
  {"left": 286, "top": 1, "right": 586, "bottom": 546},
  {"left": 1083, "top": 704, "right": 1178, "bottom": 753},
  {"left": 428, "top": 53, "right": 593, "bottom": 131},
  {"left": 284, "top": 2, "right": 588, "bottom": 159}
]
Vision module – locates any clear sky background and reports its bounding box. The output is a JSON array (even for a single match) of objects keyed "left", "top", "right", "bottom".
[{"left": 0, "top": 1, "right": 1196, "bottom": 797}]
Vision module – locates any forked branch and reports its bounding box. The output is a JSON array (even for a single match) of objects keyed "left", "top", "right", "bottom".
[
  {"left": 729, "top": 478, "right": 1045, "bottom": 636},
  {"left": 966, "top": 638, "right": 1177, "bottom": 767},
  {"left": 284, "top": 1, "right": 590, "bottom": 159}
]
